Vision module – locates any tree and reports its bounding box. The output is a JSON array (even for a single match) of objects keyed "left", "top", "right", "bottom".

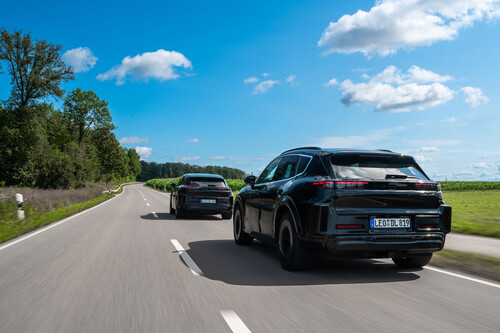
[
  {"left": 127, "top": 148, "right": 141, "bottom": 179},
  {"left": 63, "top": 88, "right": 114, "bottom": 146},
  {"left": 0, "top": 28, "right": 74, "bottom": 109}
]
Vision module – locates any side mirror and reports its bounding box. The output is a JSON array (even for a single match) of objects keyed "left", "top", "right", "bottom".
[
  {"left": 244, "top": 175, "right": 256, "bottom": 188},
  {"left": 170, "top": 183, "right": 177, "bottom": 189}
]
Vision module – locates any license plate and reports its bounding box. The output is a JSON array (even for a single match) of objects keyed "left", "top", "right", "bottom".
[
  {"left": 370, "top": 218, "right": 410, "bottom": 228},
  {"left": 200, "top": 199, "right": 216, "bottom": 204}
]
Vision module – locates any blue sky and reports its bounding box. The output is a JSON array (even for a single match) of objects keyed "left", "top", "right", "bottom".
[{"left": 2, "top": 0, "right": 500, "bottom": 180}]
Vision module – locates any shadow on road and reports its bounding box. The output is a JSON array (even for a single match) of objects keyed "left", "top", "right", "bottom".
[
  {"left": 140, "top": 213, "right": 222, "bottom": 221},
  {"left": 185, "top": 239, "right": 421, "bottom": 286}
]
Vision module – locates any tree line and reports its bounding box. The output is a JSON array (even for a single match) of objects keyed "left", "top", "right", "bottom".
[
  {"left": 137, "top": 161, "right": 246, "bottom": 181},
  {"left": 0, "top": 28, "right": 140, "bottom": 188}
]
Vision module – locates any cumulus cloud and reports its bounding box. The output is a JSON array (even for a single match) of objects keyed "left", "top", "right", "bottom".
[
  {"left": 335, "top": 66, "right": 454, "bottom": 112},
  {"left": 416, "top": 146, "right": 440, "bottom": 152},
  {"left": 474, "top": 162, "right": 489, "bottom": 168},
  {"left": 97, "top": 49, "right": 192, "bottom": 85},
  {"left": 134, "top": 146, "right": 152, "bottom": 160},
  {"left": 243, "top": 77, "right": 259, "bottom": 84},
  {"left": 253, "top": 80, "right": 280, "bottom": 94},
  {"left": 323, "top": 78, "right": 339, "bottom": 87},
  {"left": 316, "top": 127, "right": 404, "bottom": 148},
  {"left": 286, "top": 74, "right": 297, "bottom": 84},
  {"left": 62, "top": 47, "right": 98, "bottom": 73},
  {"left": 443, "top": 116, "right": 458, "bottom": 122},
  {"left": 414, "top": 155, "right": 433, "bottom": 162},
  {"left": 119, "top": 136, "right": 150, "bottom": 145},
  {"left": 461, "top": 86, "right": 489, "bottom": 107},
  {"left": 262, "top": 72, "right": 271, "bottom": 77},
  {"left": 185, "top": 138, "right": 200, "bottom": 143},
  {"left": 318, "top": 0, "right": 500, "bottom": 56}
]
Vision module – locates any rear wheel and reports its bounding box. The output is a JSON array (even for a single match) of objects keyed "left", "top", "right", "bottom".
[
  {"left": 392, "top": 254, "right": 433, "bottom": 268},
  {"left": 175, "top": 204, "right": 186, "bottom": 218},
  {"left": 221, "top": 212, "right": 232, "bottom": 220},
  {"left": 233, "top": 207, "right": 253, "bottom": 245},
  {"left": 278, "top": 212, "right": 310, "bottom": 271},
  {"left": 169, "top": 197, "right": 175, "bottom": 214}
]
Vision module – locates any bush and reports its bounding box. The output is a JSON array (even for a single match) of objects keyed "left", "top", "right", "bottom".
[
  {"left": 146, "top": 178, "right": 248, "bottom": 193},
  {"left": 439, "top": 181, "right": 500, "bottom": 192}
]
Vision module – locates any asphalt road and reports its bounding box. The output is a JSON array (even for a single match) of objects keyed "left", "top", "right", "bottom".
[{"left": 0, "top": 184, "right": 499, "bottom": 333}]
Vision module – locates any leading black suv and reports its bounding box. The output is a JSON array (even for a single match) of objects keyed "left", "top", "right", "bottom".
[{"left": 233, "top": 147, "right": 452, "bottom": 271}]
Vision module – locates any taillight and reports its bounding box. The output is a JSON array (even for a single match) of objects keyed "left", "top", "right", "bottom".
[
  {"left": 414, "top": 183, "right": 438, "bottom": 191},
  {"left": 181, "top": 186, "right": 200, "bottom": 189},
  {"left": 312, "top": 181, "right": 333, "bottom": 186},
  {"left": 418, "top": 224, "right": 439, "bottom": 230},
  {"left": 217, "top": 187, "right": 230, "bottom": 190},
  {"left": 335, "top": 181, "right": 368, "bottom": 189}
]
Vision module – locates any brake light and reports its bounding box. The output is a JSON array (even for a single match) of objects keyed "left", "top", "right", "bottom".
[
  {"left": 414, "top": 183, "right": 438, "bottom": 191},
  {"left": 181, "top": 186, "right": 200, "bottom": 189},
  {"left": 336, "top": 224, "right": 365, "bottom": 229},
  {"left": 312, "top": 181, "right": 333, "bottom": 185},
  {"left": 335, "top": 181, "right": 369, "bottom": 189},
  {"left": 188, "top": 200, "right": 198, "bottom": 204},
  {"left": 217, "top": 187, "right": 230, "bottom": 190},
  {"left": 418, "top": 224, "right": 439, "bottom": 229}
]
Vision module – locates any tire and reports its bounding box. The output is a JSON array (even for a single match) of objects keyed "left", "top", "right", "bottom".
[
  {"left": 175, "top": 204, "right": 186, "bottom": 218},
  {"left": 221, "top": 212, "right": 232, "bottom": 220},
  {"left": 392, "top": 254, "right": 433, "bottom": 268},
  {"left": 278, "top": 212, "right": 311, "bottom": 271},
  {"left": 233, "top": 207, "right": 253, "bottom": 245},
  {"left": 169, "top": 197, "right": 175, "bottom": 215}
]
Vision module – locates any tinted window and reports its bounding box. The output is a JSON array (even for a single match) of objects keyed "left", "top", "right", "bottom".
[
  {"left": 188, "top": 177, "right": 226, "bottom": 187},
  {"left": 256, "top": 158, "right": 280, "bottom": 184},
  {"left": 274, "top": 155, "right": 299, "bottom": 181},
  {"left": 331, "top": 154, "right": 428, "bottom": 180},
  {"left": 296, "top": 156, "right": 311, "bottom": 175}
]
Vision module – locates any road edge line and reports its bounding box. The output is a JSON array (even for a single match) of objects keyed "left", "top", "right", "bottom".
[{"left": 426, "top": 266, "right": 500, "bottom": 289}]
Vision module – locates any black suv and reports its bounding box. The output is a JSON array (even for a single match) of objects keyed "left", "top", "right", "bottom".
[
  {"left": 170, "top": 174, "right": 233, "bottom": 219},
  {"left": 233, "top": 147, "right": 451, "bottom": 271}
]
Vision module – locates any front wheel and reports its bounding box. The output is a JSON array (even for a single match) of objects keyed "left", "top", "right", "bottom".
[
  {"left": 278, "top": 212, "right": 311, "bottom": 271},
  {"left": 233, "top": 207, "right": 253, "bottom": 245},
  {"left": 392, "top": 254, "right": 433, "bottom": 268}
]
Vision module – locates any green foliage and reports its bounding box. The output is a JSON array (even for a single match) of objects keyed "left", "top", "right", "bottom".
[
  {"left": 439, "top": 181, "right": 500, "bottom": 191},
  {"left": 138, "top": 161, "right": 245, "bottom": 181},
  {"left": 442, "top": 191, "right": 500, "bottom": 238},
  {"left": 146, "top": 178, "right": 247, "bottom": 194},
  {"left": 225, "top": 179, "right": 246, "bottom": 192}
]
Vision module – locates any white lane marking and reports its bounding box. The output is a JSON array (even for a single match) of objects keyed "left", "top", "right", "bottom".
[
  {"left": 144, "top": 198, "right": 147, "bottom": 201},
  {"left": 152, "top": 212, "right": 158, "bottom": 218},
  {"left": 0, "top": 194, "right": 118, "bottom": 252},
  {"left": 170, "top": 239, "right": 204, "bottom": 276},
  {"left": 220, "top": 310, "right": 251, "bottom": 333},
  {"left": 146, "top": 203, "right": 150, "bottom": 207},
  {"left": 426, "top": 266, "right": 500, "bottom": 289}
]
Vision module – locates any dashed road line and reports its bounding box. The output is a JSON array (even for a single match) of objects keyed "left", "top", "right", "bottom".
[
  {"left": 220, "top": 310, "right": 251, "bottom": 333},
  {"left": 170, "top": 239, "right": 204, "bottom": 276},
  {"left": 426, "top": 266, "right": 500, "bottom": 289},
  {"left": 152, "top": 212, "right": 158, "bottom": 218},
  {"left": 146, "top": 203, "right": 150, "bottom": 207}
]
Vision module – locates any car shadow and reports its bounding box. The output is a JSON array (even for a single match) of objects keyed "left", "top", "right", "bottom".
[
  {"left": 140, "top": 212, "right": 223, "bottom": 221},
  {"left": 184, "top": 239, "right": 421, "bottom": 286}
]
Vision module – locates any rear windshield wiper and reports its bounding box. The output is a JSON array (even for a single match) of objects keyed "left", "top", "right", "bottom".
[{"left": 385, "top": 174, "right": 416, "bottom": 179}]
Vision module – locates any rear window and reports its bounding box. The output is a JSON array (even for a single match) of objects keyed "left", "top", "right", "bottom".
[
  {"left": 331, "top": 154, "right": 428, "bottom": 180},
  {"left": 187, "top": 177, "right": 226, "bottom": 187}
]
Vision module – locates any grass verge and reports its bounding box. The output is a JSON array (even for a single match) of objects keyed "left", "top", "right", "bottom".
[
  {"left": 431, "top": 249, "right": 500, "bottom": 282},
  {"left": 442, "top": 191, "right": 500, "bottom": 238},
  {"left": 0, "top": 193, "right": 113, "bottom": 244}
]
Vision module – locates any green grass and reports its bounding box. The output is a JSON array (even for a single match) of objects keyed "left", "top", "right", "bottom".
[
  {"left": 432, "top": 249, "right": 500, "bottom": 282},
  {"left": 0, "top": 194, "right": 113, "bottom": 244},
  {"left": 439, "top": 181, "right": 500, "bottom": 191},
  {"left": 443, "top": 191, "right": 500, "bottom": 238}
]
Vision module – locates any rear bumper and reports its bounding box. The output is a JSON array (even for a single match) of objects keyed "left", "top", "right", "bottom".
[{"left": 179, "top": 203, "right": 232, "bottom": 214}]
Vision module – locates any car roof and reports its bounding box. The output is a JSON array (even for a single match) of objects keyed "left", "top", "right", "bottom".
[
  {"left": 183, "top": 173, "right": 225, "bottom": 179},
  {"left": 280, "top": 147, "right": 403, "bottom": 156}
]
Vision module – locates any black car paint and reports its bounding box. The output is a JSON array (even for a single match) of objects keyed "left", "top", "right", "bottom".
[
  {"left": 170, "top": 173, "right": 233, "bottom": 217},
  {"left": 234, "top": 148, "right": 452, "bottom": 259}
]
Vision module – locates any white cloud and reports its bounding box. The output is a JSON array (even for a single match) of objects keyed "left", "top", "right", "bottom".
[
  {"left": 461, "top": 86, "right": 489, "bottom": 107},
  {"left": 316, "top": 127, "right": 404, "bottom": 148},
  {"left": 134, "top": 146, "right": 152, "bottom": 160},
  {"left": 286, "top": 74, "right": 297, "bottom": 84},
  {"left": 209, "top": 156, "right": 228, "bottom": 160},
  {"left": 262, "top": 72, "right": 271, "bottom": 77},
  {"left": 97, "top": 49, "right": 192, "bottom": 85},
  {"left": 243, "top": 77, "right": 259, "bottom": 84},
  {"left": 443, "top": 116, "right": 458, "bottom": 122},
  {"left": 119, "top": 136, "right": 150, "bottom": 145},
  {"left": 185, "top": 138, "right": 200, "bottom": 143},
  {"left": 336, "top": 66, "right": 454, "bottom": 112},
  {"left": 62, "top": 47, "right": 98, "bottom": 73},
  {"left": 323, "top": 78, "right": 339, "bottom": 87},
  {"left": 474, "top": 162, "right": 489, "bottom": 168},
  {"left": 178, "top": 156, "right": 201, "bottom": 162},
  {"left": 416, "top": 146, "right": 440, "bottom": 152},
  {"left": 253, "top": 80, "right": 280, "bottom": 94},
  {"left": 453, "top": 170, "right": 474, "bottom": 176},
  {"left": 414, "top": 155, "right": 433, "bottom": 162},
  {"left": 318, "top": 0, "right": 500, "bottom": 56}
]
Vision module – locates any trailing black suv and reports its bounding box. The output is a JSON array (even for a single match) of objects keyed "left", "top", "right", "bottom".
[
  {"left": 233, "top": 147, "right": 452, "bottom": 271},
  {"left": 170, "top": 174, "right": 233, "bottom": 219}
]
